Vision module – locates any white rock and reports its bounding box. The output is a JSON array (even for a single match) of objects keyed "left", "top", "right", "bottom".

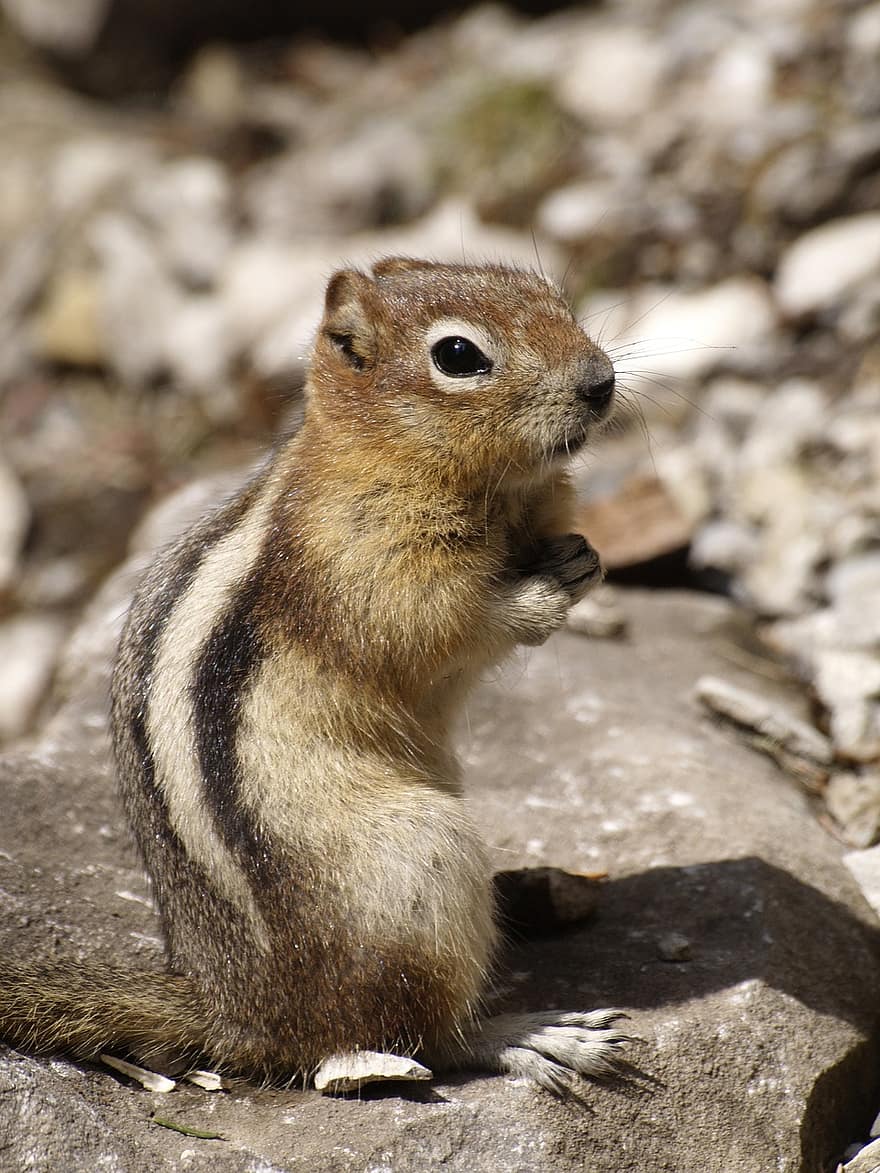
[
  {"left": 826, "top": 770, "right": 880, "bottom": 848},
  {"left": 742, "top": 524, "right": 824, "bottom": 616},
  {"left": 694, "top": 674, "right": 832, "bottom": 789},
  {"left": 131, "top": 158, "right": 234, "bottom": 288},
  {"left": 844, "top": 1136, "right": 880, "bottom": 1173},
  {"left": 774, "top": 213, "right": 880, "bottom": 317},
  {"left": 162, "top": 294, "right": 234, "bottom": 393},
  {"left": 565, "top": 586, "right": 627, "bottom": 639},
  {"left": 91, "top": 213, "right": 181, "bottom": 386},
  {"left": 654, "top": 446, "right": 714, "bottom": 526},
  {"left": 222, "top": 242, "right": 331, "bottom": 379},
  {"left": 814, "top": 649, "right": 880, "bottom": 761},
  {"left": 737, "top": 379, "right": 827, "bottom": 469},
  {"left": 557, "top": 25, "right": 665, "bottom": 125},
  {"left": 690, "top": 519, "right": 760, "bottom": 576},
  {"left": 843, "top": 846, "right": 880, "bottom": 921},
  {"left": 314, "top": 1051, "right": 432, "bottom": 1094},
  {"left": 827, "top": 552, "right": 880, "bottom": 606},
  {"left": 696, "top": 38, "right": 775, "bottom": 130},
  {"left": 219, "top": 240, "right": 315, "bottom": 360},
  {"left": 0, "top": 0, "right": 108, "bottom": 53},
  {"left": 847, "top": 3, "right": 880, "bottom": 57},
  {"left": 0, "top": 456, "right": 30, "bottom": 593},
  {"left": 583, "top": 277, "right": 777, "bottom": 389},
  {"left": 0, "top": 614, "right": 66, "bottom": 741},
  {"left": 99, "top": 1053, "right": 175, "bottom": 1093},
  {"left": 50, "top": 137, "right": 151, "bottom": 218},
  {"left": 763, "top": 609, "right": 847, "bottom": 669},
  {"left": 536, "top": 180, "right": 626, "bottom": 243},
  {"left": 821, "top": 553, "right": 880, "bottom": 650}
]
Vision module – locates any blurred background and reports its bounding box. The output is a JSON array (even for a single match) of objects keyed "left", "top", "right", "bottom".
[{"left": 0, "top": 0, "right": 878, "bottom": 840}]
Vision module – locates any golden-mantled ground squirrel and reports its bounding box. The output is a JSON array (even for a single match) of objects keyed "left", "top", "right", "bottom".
[{"left": 0, "top": 257, "right": 625, "bottom": 1092}]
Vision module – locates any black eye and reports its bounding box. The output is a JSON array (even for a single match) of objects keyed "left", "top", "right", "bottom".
[{"left": 431, "top": 336, "right": 492, "bottom": 377}]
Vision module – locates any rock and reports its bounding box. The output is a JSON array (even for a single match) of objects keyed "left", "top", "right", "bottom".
[
  {"left": 0, "top": 0, "right": 109, "bottom": 55},
  {"left": 0, "top": 231, "right": 54, "bottom": 385},
  {"left": 34, "top": 268, "right": 103, "bottom": 368},
  {"left": 161, "top": 294, "right": 234, "bottom": 399},
  {"left": 843, "top": 1136, "right": 880, "bottom": 1173},
  {"left": 556, "top": 25, "right": 665, "bottom": 125},
  {"left": 244, "top": 124, "right": 433, "bottom": 239},
  {"left": 0, "top": 456, "right": 30, "bottom": 595},
  {"left": 696, "top": 37, "right": 775, "bottom": 131},
  {"left": 694, "top": 674, "right": 832, "bottom": 792},
  {"left": 583, "top": 277, "right": 778, "bottom": 391},
  {"left": 130, "top": 158, "right": 234, "bottom": 289},
  {"left": 493, "top": 867, "right": 604, "bottom": 935},
  {"left": 50, "top": 137, "right": 153, "bottom": 219},
  {"left": 575, "top": 474, "right": 693, "bottom": 572},
  {"left": 0, "top": 524, "right": 877, "bottom": 1172},
  {"left": 813, "top": 649, "right": 880, "bottom": 762},
  {"left": 844, "top": 845, "right": 880, "bottom": 920},
  {"left": 565, "top": 587, "right": 628, "bottom": 640},
  {"left": 826, "top": 771, "right": 880, "bottom": 849},
  {"left": 657, "top": 932, "right": 692, "bottom": 963},
  {"left": 741, "top": 524, "right": 825, "bottom": 617},
  {"left": 313, "top": 1052, "right": 433, "bottom": 1094},
  {"left": 774, "top": 213, "right": 880, "bottom": 318},
  {"left": 90, "top": 213, "right": 181, "bottom": 387},
  {"left": 690, "top": 519, "right": 760, "bottom": 578},
  {"left": 828, "top": 553, "right": 880, "bottom": 625},
  {"left": 536, "top": 179, "right": 629, "bottom": 244},
  {"left": 176, "top": 44, "right": 246, "bottom": 126},
  {"left": 0, "top": 614, "right": 66, "bottom": 742}
]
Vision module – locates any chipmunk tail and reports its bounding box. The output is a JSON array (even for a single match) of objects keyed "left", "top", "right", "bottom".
[{"left": 0, "top": 960, "right": 211, "bottom": 1068}]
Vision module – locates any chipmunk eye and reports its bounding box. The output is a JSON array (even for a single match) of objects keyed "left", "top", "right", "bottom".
[{"left": 431, "top": 336, "right": 492, "bottom": 377}]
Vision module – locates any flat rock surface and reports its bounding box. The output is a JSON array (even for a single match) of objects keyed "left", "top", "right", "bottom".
[{"left": 1, "top": 558, "right": 879, "bottom": 1171}]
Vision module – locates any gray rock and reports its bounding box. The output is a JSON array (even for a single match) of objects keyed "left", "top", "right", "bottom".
[
  {"left": 843, "top": 1135, "right": 880, "bottom": 1173},
  {"left": 827, "top": 772, "right": 880, "bottom": 849},
  {"left": 1, "top": 525, "right": 877, "bottom": 1172},
  {"left": 580, "top": 277, "right": 778, "bottom": 392},
  {"left": 0, "top": 0, "right": 109, "bottom": 55},
  {"left": 0, "top": 614, "right": 66, "bottom": 743},
  {"left": 844, "top": 845, "right": 880, "bottom": 921},
  {"left": 774, "top": 213, "right": 880, "bottom": 318},
  {"left": 0, "top": 456, "right": 30, "bottom": 595},
  {"left": 130, "top": 157, "right": 234, "bottom": 289}
]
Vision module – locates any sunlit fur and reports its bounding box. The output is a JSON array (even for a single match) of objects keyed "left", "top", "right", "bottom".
[{"left": 0, "top": 258, "right": 626, "bottom": 1087}]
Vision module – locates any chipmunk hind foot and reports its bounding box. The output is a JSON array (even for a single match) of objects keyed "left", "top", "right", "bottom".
[{"left": 442, "top": 1008, "right": 631, "bottom": 1094}]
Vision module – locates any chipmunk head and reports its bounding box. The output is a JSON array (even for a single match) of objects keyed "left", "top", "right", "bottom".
[{"left": 308, "top": 257, "right": 615, "bottom": 486}]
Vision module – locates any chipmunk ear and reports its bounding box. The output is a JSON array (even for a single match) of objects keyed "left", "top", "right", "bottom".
[
  {"left": 372, "top": 256, "right": 439, "bottom": 279},
  {"left": 321, "top": 268, "right": 377, "bottom": 371}
]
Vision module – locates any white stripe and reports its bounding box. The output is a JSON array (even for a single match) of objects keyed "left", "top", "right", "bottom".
[{"left": 146, "top": 485, "right": 277, "bottom": 945}]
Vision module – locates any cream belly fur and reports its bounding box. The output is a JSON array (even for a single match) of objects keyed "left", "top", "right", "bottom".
[{"left": 0, "top": 256, "right": 629, "bottom": 1092}]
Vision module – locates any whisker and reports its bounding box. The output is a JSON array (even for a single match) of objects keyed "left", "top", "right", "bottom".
[
  {"left": 596, "top": 289, "right": 678, "bottom": 350},
  {"left": 619, "top": 371, "right": 715, "bottom": 421},
  {"left": 613, "top": 389, "right": 657, "bottom": 469}
]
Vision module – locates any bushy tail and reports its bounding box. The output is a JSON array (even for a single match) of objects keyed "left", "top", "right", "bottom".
[{"left": 0, "top": 960, "right": 212, "bottom": 1067}]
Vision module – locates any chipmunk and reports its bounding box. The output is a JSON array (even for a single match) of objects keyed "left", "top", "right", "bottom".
[{"left": 0, "top": 257, "right": 624, "bottom": 1093}]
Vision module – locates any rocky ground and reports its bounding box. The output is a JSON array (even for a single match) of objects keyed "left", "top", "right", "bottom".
[{"left": 0, "top": 1, "right": 879, "bottom": 1170}]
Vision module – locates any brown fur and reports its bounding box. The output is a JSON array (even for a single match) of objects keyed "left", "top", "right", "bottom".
[{"left": 0, "top": 258, "right": 621, "bottom": 1087}]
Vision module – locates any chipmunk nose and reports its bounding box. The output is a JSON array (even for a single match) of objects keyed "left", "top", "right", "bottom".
[{"left": 576, "top": 351, "right": 616, "bottom": 414}]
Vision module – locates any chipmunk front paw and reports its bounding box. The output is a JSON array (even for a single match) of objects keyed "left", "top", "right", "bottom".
[{"left": 523, "top": 534, "right": 603, "bottom": 604}]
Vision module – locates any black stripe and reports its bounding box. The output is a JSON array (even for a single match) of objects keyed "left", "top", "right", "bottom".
[
  {"left": 112, "top": 484, "right": 261, "bottom": 851},
  {"left": 190, "top": 568, "right": 274, "bottom": 879}
]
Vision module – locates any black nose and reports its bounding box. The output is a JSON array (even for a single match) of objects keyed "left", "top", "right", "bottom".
[{"left": 577, "top": 353, "right": 616, "bottom": 413}]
